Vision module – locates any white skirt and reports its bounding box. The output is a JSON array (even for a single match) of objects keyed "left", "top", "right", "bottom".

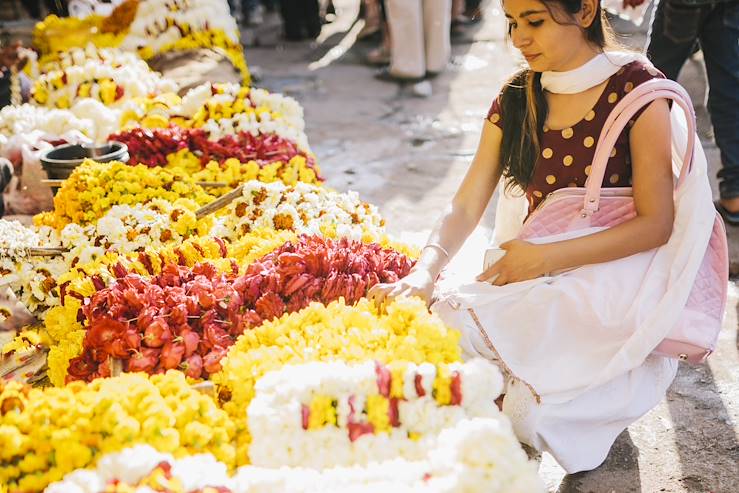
[{"left": 433, "top": 298, "right": 677, "bottom": 473}]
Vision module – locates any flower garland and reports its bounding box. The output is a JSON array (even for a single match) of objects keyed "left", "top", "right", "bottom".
[
  {"left": 211, "top": 181, "right": 384, "bottom": 243},
  {"left": 248, "top": 359, "right": 503, "bottom": 468},
  {"left": 120, "top": 0, "right": 241, "bottom": 55},
  {"left": 31, "top": 62, "right": 178, "bottom": 109},
  {"left": 119, "top": 93, "right": 184, "bottom": 130},
  {"left": 0, "top": 371, "right": 236, "bottom": 492},
  {"left": 60, "top": 235, "right": 412, "bottom": 383},
  {"left": 46, "top": 446, "right": 232, "bottom": 493},
  {"left": 32, "top": 15, "right": 125, "bottom": 55},
  {"left": 111, "top": 125, "right": 318, "bottom": 173},
  {"left": 234, "top": 235, "right": 414, "bottom": 328},
  {"left": 37, "top": 45, "right": 148, "bottom": 75},
  {"left": 212, "top": 297, "right": 461, "bottom": 462},
  {"left": 41, "top": 230, "right": 302, "bottom": 387},
  {"left": 34, "top": 160, "right": 213, "bottom": 228},
  {"left": 1, "top": 200, "right": 211, "bottom": 320},
  {"left": 46, "top": 419, "right": 546, "bottom": 493},
  {"left": 0, "top": 104, "right": 95, "bottom": 147},
  {"left": 141, "top": 29, "right": 250, "bottom": 84},
  {"left": 43, "top": 236, "right": 235, "bottom": 386}
]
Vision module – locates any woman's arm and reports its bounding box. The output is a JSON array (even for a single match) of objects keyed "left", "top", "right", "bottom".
[
  {"left": 415, "top": 120, "right": 504, "bottom": 279},
  {"left": 368, "top": 120, "right": 504, "bottom": 305},
  {"left": 479, "top": 99, "right": 674, "bottom": 285}
]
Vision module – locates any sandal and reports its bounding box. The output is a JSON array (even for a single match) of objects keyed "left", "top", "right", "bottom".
[{"left": 374, "top": 67, "right": 424, "bottom": 84}]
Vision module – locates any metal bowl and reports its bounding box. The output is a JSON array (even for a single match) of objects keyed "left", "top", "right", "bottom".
[{"left": 40, "top": 142, "right": 129, "bottom": 180}]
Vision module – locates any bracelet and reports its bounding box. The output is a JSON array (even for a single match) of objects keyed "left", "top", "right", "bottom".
[{"left": 422, "top": 243, "right": 449, "bottom": 258}]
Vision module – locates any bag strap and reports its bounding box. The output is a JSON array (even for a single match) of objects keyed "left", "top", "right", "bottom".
[{"left": 584, "top": 78, "right": 696, "bottom": 214}]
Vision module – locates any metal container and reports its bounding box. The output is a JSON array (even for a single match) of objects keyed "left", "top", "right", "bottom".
[{"left": 40, "top": 142, "right": 129, "bottom": 180}]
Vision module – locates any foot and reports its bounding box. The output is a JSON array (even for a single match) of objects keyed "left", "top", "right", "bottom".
[
  {"left": 374, "top": 67, "right": 425, "bottom": 84},
  {"left": 366, "top": 45, "right": 390, "bottom": 66},
  {"left": 715, "top": 199, "right": 739, "bottom": 226}
]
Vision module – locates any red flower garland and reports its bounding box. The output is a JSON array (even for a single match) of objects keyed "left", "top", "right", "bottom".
[{"left": 66, "top": 236, "right": 414, "bottom": 382}]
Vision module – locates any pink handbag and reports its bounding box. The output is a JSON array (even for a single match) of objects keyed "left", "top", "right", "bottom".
[{"left": 516, "top": 78, "right": 728, "bottom": 364}]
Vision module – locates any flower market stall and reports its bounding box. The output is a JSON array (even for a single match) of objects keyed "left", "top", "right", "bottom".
[{"left": 0, "top": 1, "right": 545, "bottom": 492}]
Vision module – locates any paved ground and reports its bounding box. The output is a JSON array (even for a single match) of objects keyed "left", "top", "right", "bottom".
[{"left": 244, "top": 2, "right": 738, "bottom": 492}]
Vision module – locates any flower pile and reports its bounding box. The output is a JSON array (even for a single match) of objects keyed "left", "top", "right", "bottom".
[
  {"left": 235, "top": 236, "right": 413, "bottom": 327},
  {"left": 248, "top": 359, "right": 503, "bottom": 468},
  {"left": 111, "top": 125, "right": 318, "bottom": 171},
  {"left": 178, "top": 84, "right": 307, "bottom": 150},
  {"left": 212, "top": 181, "right": 383, "bottom": 242},
  {"left": 34, "top": 160, "right": 213, "bottom": 228},
  {"left": 66, "top": 262, "right": 241, "bottom": 382},
  {"left": 0, "top": 371, "right": 236, "bottom": 492},
  {"left": 31, "top": 61, "right": 178, "bottom": 109},
  {"left": 0, "top": 104, "right": 97, "bottom": 148},
  {"left": 32, "top": 0, "right": 249, "bottom": 83},
  {"left": 1, "top": 200, "right": 211, "bottom": 320},
  {"left": 45, "top": 446, "right": 233, "bottom": 493},
  {"left": 213, "top": 297, "right": 461, "bottom": 460},
  {"left": 46, "top": 417, "right": 546, "bottom": 493},
  {"left": 37, "top": 45, "right": 153, "bottom": 76},
  {"left": 60, "top": 236, "right": 413, "bottom": 383}
]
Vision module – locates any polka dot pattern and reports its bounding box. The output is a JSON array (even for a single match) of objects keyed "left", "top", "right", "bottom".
[{"left": 485, "top": 60, "right": 666, "bottom": 214}]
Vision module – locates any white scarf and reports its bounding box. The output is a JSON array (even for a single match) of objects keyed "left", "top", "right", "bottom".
[{"left": 540, "top": 51, "right": 650, "bottom": 94}]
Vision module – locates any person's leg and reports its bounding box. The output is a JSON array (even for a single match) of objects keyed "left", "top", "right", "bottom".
[
  {"left": 423, "top": 0, "right": 452, "bottom": 76},
  {"left": 385, "top": 0, "right": 426, "bottom": 79},
  {"left": 698, "top": 2, "right": 739, "bottom": 215},
  {"left": 301, "top": 0, "right": 322, "bottom": 39},
  {"left": 279, "top": 0, "right": 303, "bottom": 40},
  {"left": 645, "top": 0, "right": 702, "bottom": 80}
]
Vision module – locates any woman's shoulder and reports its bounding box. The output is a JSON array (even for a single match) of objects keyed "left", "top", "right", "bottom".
[{"left": 613, "top": 60, "right": 666, "bottom": 93}]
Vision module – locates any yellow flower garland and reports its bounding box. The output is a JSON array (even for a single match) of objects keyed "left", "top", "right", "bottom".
[
  {"left": 0, "top": 371, "right": 235, "bottom": 492},
  {"left": 163, "top": 149, "right": 322, "bottom": 195},
  {"left": 212, "top": 297, "right": 461, "bottom": 463},
  {"left": 34, "top": 160, "right": 213, "bottom": 229}
]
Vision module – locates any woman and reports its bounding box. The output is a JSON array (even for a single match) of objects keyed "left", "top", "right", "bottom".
[{"left": 369, "top": 0, "right": 716, "bottom": 473}]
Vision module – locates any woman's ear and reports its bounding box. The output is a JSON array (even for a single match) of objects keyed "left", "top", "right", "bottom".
[{"left": 579, "top": 0, "right": 598, "bottom": 28}]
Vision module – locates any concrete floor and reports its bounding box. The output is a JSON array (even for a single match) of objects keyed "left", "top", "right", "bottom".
[{"left": 244, "top": 1, "right": 738, "bottom": 491}]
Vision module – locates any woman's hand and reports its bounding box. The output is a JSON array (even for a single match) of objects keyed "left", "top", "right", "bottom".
[
  {"left": 476, "top": 240, "right": 550, "bottom": 286},
  {"left": 367, "top": 268, "right": 436, "bottom": 309}
]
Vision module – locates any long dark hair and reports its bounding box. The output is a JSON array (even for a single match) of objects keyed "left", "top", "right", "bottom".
[{"left": 499, "top": 0, "right": 616, "bottom": 192}]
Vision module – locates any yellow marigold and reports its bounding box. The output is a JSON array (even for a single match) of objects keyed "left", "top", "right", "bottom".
[
  {"left": 40, "top": 160, "right": 213, "bottom": 227},
  {"left": 0, "top": 372, "right": 235, "bottom": 491},
  {"left": 212, "top": 297, "right": 461, "bottom": 464}
]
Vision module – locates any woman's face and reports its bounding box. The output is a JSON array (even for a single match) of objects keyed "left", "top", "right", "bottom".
[{"left": 503, "top": 0, "right": 594, "bottom": 72}]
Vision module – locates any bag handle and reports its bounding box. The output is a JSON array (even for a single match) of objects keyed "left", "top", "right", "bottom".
[{"left": 583, "top": 78, "right": 696, "bottom": 214}]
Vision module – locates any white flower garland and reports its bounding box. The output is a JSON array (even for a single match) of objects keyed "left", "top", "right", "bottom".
[
  {"left": 38, "top": 46, "right": 150, "bottom": 75},
  {"left": 211, "top": 181, "right": 384, "bottom": 243},
  {"left": 247, "top": 359, "right": 505, "bottom": 468},
  {"left": 32, "top": 61, "right": 178, "bottom": 108},
  {"left": 46, "top": 418, "right": 544, "bottom": 492},
  {"left": 0, "top": 201, "right": 201, "bottom": 318},
  {"left": 119, "top": 0, "right": 240, "bottom": 53}
]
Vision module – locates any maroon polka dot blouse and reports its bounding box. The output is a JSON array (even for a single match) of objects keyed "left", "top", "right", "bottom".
[{"left": 487, "top": 61, "right": 666, "bottom": 214}]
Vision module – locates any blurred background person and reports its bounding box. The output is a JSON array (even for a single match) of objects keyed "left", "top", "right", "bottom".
[
  {"left": 378, "top": 0, "right": 452, "bottom": 82},
  {"left": 640, "top": 0, "right": 739, "bottom": 224}
]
